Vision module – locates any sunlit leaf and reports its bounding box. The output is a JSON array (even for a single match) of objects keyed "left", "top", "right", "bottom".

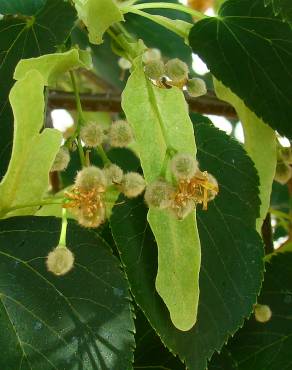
[{"left": 214, "top": 79, "right": 277, "bottom": 231}]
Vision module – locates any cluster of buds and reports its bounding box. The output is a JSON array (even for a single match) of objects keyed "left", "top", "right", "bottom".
[
  {"left": 63, "top": 165, "right": 145, "bottom": 228},
  {"left": 145, "top": 153, "right": 219, "bottom": 219},
  {"left": 274, "top": 144, "right": 292, "bottom": 185},
  {"left": 142, "top": 49, "right": 207, "bottom": 98},
  {"left": 80, "top": 120, "right": 134, "bottom": 149}
]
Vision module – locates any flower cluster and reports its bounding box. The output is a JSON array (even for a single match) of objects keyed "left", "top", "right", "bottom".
[
  {"left": 64, "top": 165, "right": 145, "bottom": 228},
  {"left": 142, "top": 50, "right": 207, "bottom": 98},
  {"left": 145, "top": 153, "right": 219, "bottom": 220}
]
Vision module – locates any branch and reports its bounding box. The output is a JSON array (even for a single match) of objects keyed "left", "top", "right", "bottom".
[{"left": 48, "top": 90, "right": 237, "bottom": 119}]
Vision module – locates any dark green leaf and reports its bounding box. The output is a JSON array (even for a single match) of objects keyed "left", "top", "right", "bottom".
[
  {"left": 209, "top": 252, "right": 292, "bottom": 370},
  {"left": 265, "top": 0, "right": 292, "bottom": 26},
  {"left": 0, "top": 216, "right": 135, "bottom": 370},
  {"left": 0, "top": 0, "right": 45, "bottom": 15},
  {"left": 0, "top": 0, "right": 76, "bottom": 179},
  {"left": 111, "top": 121, "right": 264, "bottom": 370},
  {"left": 189, "top": 0, "right": 292, "bottom": 138}
]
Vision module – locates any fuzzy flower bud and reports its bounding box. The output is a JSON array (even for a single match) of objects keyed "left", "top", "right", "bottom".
[
  {"left": 274, "top": 161, "right": 292, "bottom": 185},
  {"left": 142, "top": 48, "right": 161, "bottom": 64},
  {"left": 118, "top": 57, "right": 132, "bottom": 70},
  {"left": 51, "top": 146, "right": 70, "bottom": 172},
  {"left": 104, "top": 164, "right": 124, "bottom": 185},
  {"left": 109, "top": 120, "right": 134, "bottom": 148},
  {"left": 121, "top": 172, "right": 146, "bottom": 198},
  {"left": 80, "top": 122, "right": 104, "bottom": 148},
  {"left": 75, "top": 166, "right": 107, "bottom": 191},
  {"left": 144, "top": 60, "right": 165, "bottom": 80},
  {"left": 171, "top": 199, "right": 195, "bottom": 220},
  {"left": 279, "top": 147, "right": 292, "bottom": 165},
  {"left": 46, "top": 246, "right": 74, "bottom": 276},
  {"left": 187, "top": 78, "right": 207, "bottom": 97},
  {"left": 165, "top": 58, "right": 189, "bottom": 82},
  {"left": 206, "top": 173, "right": 219, "bottom": 201},
  {"left": 171, "top": 153, "right": 198, "bottom": 180},
  {"left": 77, "top": 206, "right": 106, "bottom": 228},
  {"left": 254, "top": 304, "right": 272, "bottom": 323},
  {"left": 144, "top": 180, "right": 175, "bottom": 209}
]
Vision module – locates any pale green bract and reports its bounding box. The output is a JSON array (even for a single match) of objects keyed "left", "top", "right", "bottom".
[
  {"left": 0, "top": 49, "right": 93, "bottom": 219},
  {"left": 214, "top": 79, "right": 277, "bottom": 232},
  {"left": 14, "top": 49, "right": 92, "bottom": 85},
  {"left": 122, "top": 55, "right": 201, "bottom": 331},
  {"left": 72, "top": 0, "right": 124, "bottom": 44},
  {"left": 0, "top": 71, "right": 62, "bottom": 218}
]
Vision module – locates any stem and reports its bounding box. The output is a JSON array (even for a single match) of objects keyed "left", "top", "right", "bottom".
[
  {"left": 69, "top": 70, "right": 86, "bottom": 167},
  {"left": 107, "top": 28, "right": 135, "bottom": 62},
  {"left": 126, "top": 2, "right": 207, "bottom": 20},
  {"left": 122, "top": 7, "right": 191, "bottom": 39},
  {"left": 58, "top": 208, "right": 68, "bottom": 247},
  {"left": 269, "top": 208, "right": 292, "bottom": 221},
  {"left": 0, "top": 198, "right": 64, "bottom": 218},
  {"left": 160, "top": 148, "right": 176, "bottom": 178},
  {"left": 96, "top": 146, "right": 111, "bottom": 165}
]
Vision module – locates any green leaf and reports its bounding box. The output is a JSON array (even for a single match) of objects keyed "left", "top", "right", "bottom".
[
  {"left": 14, "top": 48, "right": 92, "bottom": 85},
  {"left": 111, "top": 121, "right": 264, "bottom": 370},
  {"left": 264, "top": 0, "right": 292, "bottom": 26},
  {"left": 0, "top": 71, "right": 62, "bottom": 218},
  {"left": 0, "top": 0, "right": 45, "bottom": 15},
  {"left": 0, "top": 0, "right": 76, "bottom": 178},
  {"left": 209, "top": 252, "right": 292, "bottom": 370},
  {"left": 189, "top": 0, "right": 292, "bottom": 138},
  {"left": 214, "top": 79, "right": 277, "bottom": 232},
  {"left": 122, "top": 54, "right": 201, "bottom": 331},
  {"left": 0, "top": 216, "right": 135, "bottom": 370},
  {"left": 72, "top": 0, "right": 124, "bottom": 45}
]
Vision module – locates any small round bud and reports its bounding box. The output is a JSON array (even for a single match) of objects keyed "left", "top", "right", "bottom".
[
  {"left": 80, "top": 122, "right": 104, "bottom": 147},
  {"left": 142, "top": 48, "right": 162, "bottom": 64},
  {"left": 75, "top": 166, "right": 107, "bottom": 191},
  {"left": 118, "top": 57, "right": 132, "bottom": 70},
  {"left": 104, "top": 164, "right": 124, "bottom": 185},
  {"left": 254, "top": 304, "right": 272, "bottom": 323},
  {"left": 144, "top": 60, "right": 165, "bottom": 80},
  {"left": 144, "top": 180, "right": 175, "bottom": 209},
  {"left": 171, "top": 153, "right": 198, "bottom": 180},
  {"left": 165, "top": 58, "right": 189, "bottom": 82},
  {"left": 77, "top": 206, "right": 106, "bottom": 228},
  {"left": 109, "top": 120, "right": 134, "bottom": 148},
  {"left": 279, "top": 147, "right": 292, "bottom": 165},
  {"left": 274, "top": 161, "right": 292, "bottom": 185},
  {"left": 121, "top": 172, "right": 146, "bottom": 198},
  {"left": 51, "top": 146, "right": 70, "bottom": 172},
  {"left": 171, "top": 199, "right": 195, "bottom": 220},
  {"left": 187, "top": 78, "right": 207, "bottom": 97},
  {"left": 46, "top": 246, "right": 74, "bottom": 276}
]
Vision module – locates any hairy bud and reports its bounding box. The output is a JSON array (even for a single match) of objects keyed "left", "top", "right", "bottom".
[
  {"left": 279, "top": 147, "right": 292, "bottom": 165},
  {"left": 118, "top": 57, "right": 132, "bottom": 70},
  {"left": 274, "top": 161, "right": 292, "bottom": 185},
  {"left": 144, "top": 60, "right": 165, "bottom": 80},
  {"left": 187, "top": 78, "right": 207, "bottom": 97},
  {"left": 46, "top": 246, "right": 74, "bottom": 276},
  {"left": 171, "top": 153, "right": 198, "bottom": 180},
  {"left": 75, "top": 166, "right": 107, "bottom": 191},
  {"left": 165, "top": 58, "right": 189, "bottom": 82},
  {"left": 142, "top": 48, "right": 162, "bottom": 64},
  {"left": 80, "top": 122, "right": 104, "bottom": 147},
  {"left": 254, "top": 304, "right": 272, "bottom": 323},
  {"left": 51, "top": 146, "right": 70, "bottom": 172},
  {"left": 109, "top": 120, "right": 134, "bottom": 148},
  {"left": 171, "top": 199, "right": 195, "bottom": 220},
  {"left": 206, "top": 173, "right": 219, "bottom": 201},
  {"left": 77, "top": 206, "right": 106, "bottom": 228},
  {"left": 144, "top": 180, "right": 175, "bottom": 209},
  {"left": 121, "top": 172, "right": 146, "bottom": 198},
  {"left": 104, "top": 164, "right": 124, "bottom": 185}
]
